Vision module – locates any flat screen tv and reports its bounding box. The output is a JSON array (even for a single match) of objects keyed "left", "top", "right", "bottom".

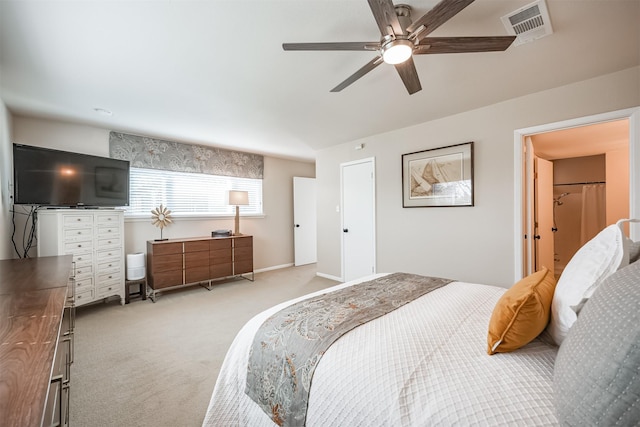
[{"left": 13, "top": 143, "right": 130, "bottom": 207}]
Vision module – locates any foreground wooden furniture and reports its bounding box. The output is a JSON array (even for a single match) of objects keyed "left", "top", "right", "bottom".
[
  {"left": 146, "top": 235, "right": 253, "bottom": 301},
  {"left": 0, "top": 255, "right": 74, "bottom": 427}
]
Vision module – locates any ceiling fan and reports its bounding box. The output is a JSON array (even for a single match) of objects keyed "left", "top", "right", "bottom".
[{"left": 282, "top": 0, "right": 516, "bottom": 95}]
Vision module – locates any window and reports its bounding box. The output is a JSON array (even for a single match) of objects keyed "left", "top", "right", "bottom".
[{"left": 126, "top": 167, "right": 263, "bottom": 216}]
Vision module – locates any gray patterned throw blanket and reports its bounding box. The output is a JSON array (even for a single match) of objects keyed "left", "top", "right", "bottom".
[{"left": 245, "top": 272, "right": 453, "bottom": 426}]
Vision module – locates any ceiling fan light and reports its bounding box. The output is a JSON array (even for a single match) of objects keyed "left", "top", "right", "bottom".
[{"left": 382, "top": 40, "right": 413, "bottom": 64}]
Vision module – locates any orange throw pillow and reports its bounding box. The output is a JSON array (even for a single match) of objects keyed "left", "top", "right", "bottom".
[{"left": 487, "top": 267, "right": 556, "bottom": 355}]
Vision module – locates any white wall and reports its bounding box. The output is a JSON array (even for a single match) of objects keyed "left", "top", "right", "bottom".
[
  {"left": 0, "top": 99, "right": 13, "bottom": 259},
  {"left": 9, "top": 116, "right": 315, "bottom": 270},
  {"left": 316, "top": 66, "right": 640, "bottom": 287}
]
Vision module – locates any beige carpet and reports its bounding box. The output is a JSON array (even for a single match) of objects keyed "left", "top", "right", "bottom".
[{"left": 69, "top": 264, "right": 338, "bottom": 427}]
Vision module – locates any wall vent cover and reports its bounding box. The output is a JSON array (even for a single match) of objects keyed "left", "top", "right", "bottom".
[{"left": 501, "top": 0, "right": 553, "bottom": 46}]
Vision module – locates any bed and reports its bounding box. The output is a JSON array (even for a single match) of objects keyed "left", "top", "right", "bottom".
[{"left": 203, "top": 221, "right": 640, "bottom": 426}]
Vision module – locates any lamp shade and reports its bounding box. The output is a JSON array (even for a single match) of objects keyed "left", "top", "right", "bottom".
[{"left": 228, "top": 190, "right": 249, "bottom": 206}]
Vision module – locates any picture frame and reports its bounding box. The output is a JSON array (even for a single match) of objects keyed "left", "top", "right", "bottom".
[{"left": 402, "top": 142, "right": 474, "bottom": 207}]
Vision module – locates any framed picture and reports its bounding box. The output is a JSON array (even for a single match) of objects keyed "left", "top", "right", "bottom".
[{"left": 402, "top": 142, "right": 474, "bottom": 207}]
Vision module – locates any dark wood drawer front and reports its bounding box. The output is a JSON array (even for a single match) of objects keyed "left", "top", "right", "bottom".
[
  {"left": 210, "top": 239, "right": 232, "bottom": 250},
  {"left": 210, "top": 248, "right": 232, "bottom": 264},
  {"left": 184, "top": 240, "right": 209, "bottom": 253},
  {"left": 211, "top": 263, "right": 233, "bottom": 279},
  {"left": 234, "top": 237, "right": 252, "bottom": 248},
  {"left": 153, "top": 242, "right": 183, "bottom": 256},
  {"left": 185, "top": 266, "right": 210, "bottom": 284},
  {"left": 152, "top": 254, "right": 182, "bottom": 273},
  {"left": 234, "top": 246, "right": 252, "bottom": 261},
  {"left": 185, "top": 251, "right": 209, "bottom": 268},
  {"left": 234, "top": 260, "right": 253, "bottom": 275},
  {"left": 151, "top": 270, "right": 183, "bottom": 289}
]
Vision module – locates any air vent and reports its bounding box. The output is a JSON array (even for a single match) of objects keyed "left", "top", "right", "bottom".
[{"left": 501, "top": 0, "right": 553, "bottom": 46}]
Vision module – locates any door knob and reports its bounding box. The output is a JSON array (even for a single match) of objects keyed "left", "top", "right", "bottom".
[
  {"left": 534, "top": 235, "right": 541, "bottom": 240},
  {"left": 343, "top": 229, "right": 349, "bottom": 233},
  {"left": 295, "top": 224, "right": 300, "bottom": 227}
]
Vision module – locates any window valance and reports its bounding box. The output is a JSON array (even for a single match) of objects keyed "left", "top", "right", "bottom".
[{"left": 109, "top": 131, "right": 264, "bottom": 179}]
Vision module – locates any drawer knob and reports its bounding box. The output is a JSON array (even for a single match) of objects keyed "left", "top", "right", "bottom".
[
  {"left": 108, "top": 229, "right": 112, "bottom": 233},
  {"left": 108, "top": 241, "right": 112, "bottom": 244},
  {"left": 108, "top": 275, "right": 113, "bottom": 279},
  {"left": 109, "top": 264, "right": 112, "bottom": 267},
  {"left": 77, "top": 244, "right": 82, "bottom": 248},
  {"left": 77, "top": 218, "right": 81, "bottom": 222},
  {"left": 77, "top": 231, "right": 81, "bottom": 235}
]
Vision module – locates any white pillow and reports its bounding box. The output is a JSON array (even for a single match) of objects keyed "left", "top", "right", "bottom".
[{"left": 548, "top": 221, "right": 630, "bottom": 346}]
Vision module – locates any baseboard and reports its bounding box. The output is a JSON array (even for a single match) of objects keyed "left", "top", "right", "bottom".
[
  {"left": 254, "top": 263, "right": 294, "bottom": 274},
  {"left": 316, "top": 272, "right": 342, "bottom": 282}
]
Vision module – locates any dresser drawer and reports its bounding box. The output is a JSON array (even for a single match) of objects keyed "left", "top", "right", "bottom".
[
  {"left": 97, "top": 213, "right": 121, "bottom": 224},
  {"left": 96, "top": 281, "right": 121, "bottom": 298},
  {"left": 185, "top": 266, "right": 210, "bottom": 284},
  {"left": 64, "top": 240, "right": 93, "bottom": 254},
  {"left": 96, "top": 248, "right": 120, "bottom": 261},
  {"left": 97, "top": 225, "right": 120, "bottom": 237},
  {"left": 210, "top": 239, "right": 232, "bottom": 250},
  {"left": 234, "top": 237, "right": 252, "bottom": 248},
  {"left": 151, "top": 254, "right": 182, "bottom": 273},
  {"left": 63, "top": 227, "right": 93, "bottom": 241},
  {"left": 74, "top": 264, "right": 93, "bottom": 278},
  {"left": 75, "top": 289, "right": 94, "bottom": 305},
  {"left": 97, "top": 236, "right": 122, "bottom": 248},
  {"left": 185, "top": 251, "right": 209, "bottom": 268},
  {"left": 71, "top": 251, "right": 92, "bottom": 265},
  {"left": 150, "top": 270, "right": 183, "bottom": 289},
  {"left": 98, "top": 271, "right": 121, "bottom": 283},
  {"left": 152, "top": 242, "right": 183, "bottom": 256},
  {"left": 97, "top": 258, "right": 121, "bottom": 274},
  {"left": 63, "top": 214, "right": 94, "bottom": 227},
  {"left": 75, "top": 276, "right": 93, "bottom": 291},
  {"left": 184, "top": 240, "right": 209, "bottom": 253}
]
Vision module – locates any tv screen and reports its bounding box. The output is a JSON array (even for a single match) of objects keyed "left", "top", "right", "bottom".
[{"left": 13, "top": 144, "right": 130, "bottom": 207}]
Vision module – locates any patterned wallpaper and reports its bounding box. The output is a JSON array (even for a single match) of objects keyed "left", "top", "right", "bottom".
[{"left": 109, "top": 131, "right": 264, "bottom": 179}]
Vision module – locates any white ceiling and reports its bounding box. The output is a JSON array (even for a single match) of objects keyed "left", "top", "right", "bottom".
[{"left": 1, "top": 0, "right": 638, "bottom": 161}]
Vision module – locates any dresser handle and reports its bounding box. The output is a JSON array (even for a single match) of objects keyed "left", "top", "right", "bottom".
[
  {"left": 77, "top": 244, "right": 82, "bottom": 248},
  {"left": 77, "top": 231, "right": 81, "bottom": 235},
  {"left": 77, "top": 218, "right": 81, "bottom": 222}
]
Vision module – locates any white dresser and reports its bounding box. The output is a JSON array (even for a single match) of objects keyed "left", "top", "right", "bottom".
[{"left": 37, "top": 209, "right": 125, "bottom": 306}]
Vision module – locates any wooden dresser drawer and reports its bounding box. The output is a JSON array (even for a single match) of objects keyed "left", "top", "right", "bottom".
[
  {"left": 210, "top": 239, "right": 232, "bottom": 250},
  {"left": 152, "top": 242, "right": 183, "bottom": 256},
  {"left": 151, "top": 270, "right": 183, "bottom": 289},
  {"left": 184, "top": 240, "right": 209, "bottom": 253},
  {"left": 151, "top": 254, "right": 183, "bottom": 273}
]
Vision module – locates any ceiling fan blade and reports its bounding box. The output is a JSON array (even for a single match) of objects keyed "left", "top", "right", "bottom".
[
  {"left": 367, "top": 0, "right": 404, "bottom": 36},
  {"left": 414, "top": 36, "right": 517, "bottom": 54},
  {"left": 407, "top": 0, "right": 475, "bottom": 38},
  {"left": 331, "top": 57, "right": 383, "bottom": 92},
  {"left": 283, "top": 42, "right": 380, "bottom": 51},
  {"left": 394, "top": 57, "right": 422, "bottom": 95}
]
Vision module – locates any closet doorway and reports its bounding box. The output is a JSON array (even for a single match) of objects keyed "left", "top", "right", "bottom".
[{"left": 515, "top": 107, "right": 640, "bottom": 280}]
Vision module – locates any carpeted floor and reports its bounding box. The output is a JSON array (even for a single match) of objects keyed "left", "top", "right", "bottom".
[{"left": 69, "top": 264, "right": 337, "bottom": 427}]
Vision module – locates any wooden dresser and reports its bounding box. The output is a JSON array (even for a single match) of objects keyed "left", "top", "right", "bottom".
[
  {"left": 0, "top": 255, "right": 74, "bottom": 427},
  {"left": 146, "top": 235, "right": 253, "bottom": 300}
]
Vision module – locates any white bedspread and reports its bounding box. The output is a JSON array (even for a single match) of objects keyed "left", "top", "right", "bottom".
[{"left": 203, "top": 275, "right": 559, "bottom": 426}]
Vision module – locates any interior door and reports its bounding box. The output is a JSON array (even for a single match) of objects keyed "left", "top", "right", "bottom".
[
  {"left": 293, "top": 177, "right": 317, "bottom": 266},
  {"left": 341, "top": 158, "right": 376, "bottom": 282},
  {"left": 534, "top": 157, "right": 555, "bottom": 272}
]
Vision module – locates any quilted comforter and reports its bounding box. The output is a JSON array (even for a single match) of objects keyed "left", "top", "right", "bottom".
[{"left": 203, "top": 274, "right": 559, "bottom": 426}]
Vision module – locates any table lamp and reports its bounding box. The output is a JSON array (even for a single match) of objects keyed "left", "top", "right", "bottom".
[{"left": 228, "top": 190, "right": 249, "bottom": 235}]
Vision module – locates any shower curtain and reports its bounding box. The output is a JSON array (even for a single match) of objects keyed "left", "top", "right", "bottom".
[{"left": 580, "top": 183, "right": 606, "bottom": 245}]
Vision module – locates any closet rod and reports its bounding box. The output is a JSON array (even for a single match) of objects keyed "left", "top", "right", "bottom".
[{"left": 554, "top": 181, "right": 606, "bottom": 186}]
